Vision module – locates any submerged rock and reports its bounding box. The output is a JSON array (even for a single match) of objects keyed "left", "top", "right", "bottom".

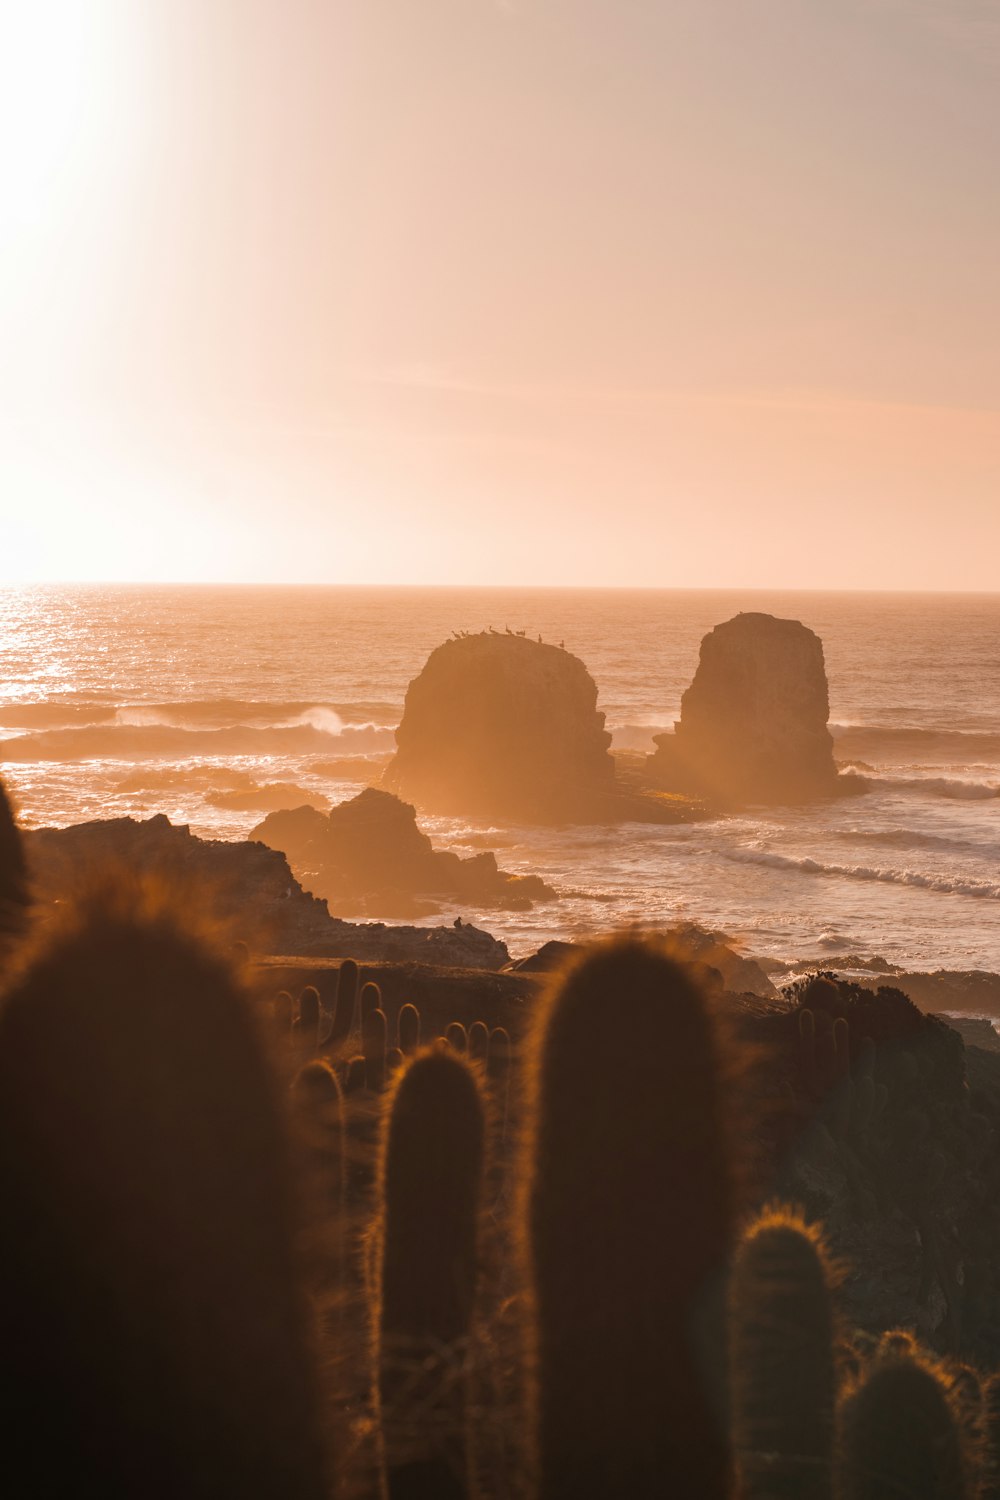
[
  {"left": 383, "top": 631, "right": 615, "bottom": 822},
  {"left": 24, "top": 814, "right": 510, "bottom": 968},
  {"left": 647, "top": 612, "right": 842, "bottom": 804},
  {"left": 250, "top": 786, "right": 555, "bottom": 917}
]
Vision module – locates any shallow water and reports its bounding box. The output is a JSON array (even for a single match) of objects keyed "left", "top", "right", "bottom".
[{"left": 2, "top": 584, "right": 999, "bottom": 968}]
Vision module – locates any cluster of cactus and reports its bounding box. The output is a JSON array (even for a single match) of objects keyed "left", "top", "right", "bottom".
[{"left": 1, "top": 766, "right": 997, "bottom": 1500}]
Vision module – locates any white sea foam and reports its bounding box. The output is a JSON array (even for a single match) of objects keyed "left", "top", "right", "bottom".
[{"left": 723, "top": 848, "right": 1000, "bottom": 900}]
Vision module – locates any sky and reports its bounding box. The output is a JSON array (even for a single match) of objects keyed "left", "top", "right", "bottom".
[{"left": 1, "top": 0, "right": 998, "bottom": 588}]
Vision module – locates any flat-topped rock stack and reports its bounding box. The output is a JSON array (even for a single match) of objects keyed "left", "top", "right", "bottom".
[
  {"left": 647, "top": 612, "right": 843, "bottom": 804},
  {"left": 383, "top": 631, "right": 616, "bottom": 823}
]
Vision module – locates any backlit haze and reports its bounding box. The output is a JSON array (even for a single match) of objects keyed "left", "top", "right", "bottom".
[{"left": 2, "top": 0, "right": 998, "bottom": 588}]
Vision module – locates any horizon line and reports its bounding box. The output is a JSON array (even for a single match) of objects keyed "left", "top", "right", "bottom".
[{"left": 2, "top": 579, "right": 1000, "bottom": 597}]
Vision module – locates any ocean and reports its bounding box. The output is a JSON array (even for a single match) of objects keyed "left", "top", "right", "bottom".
[{"left": 2, "top": 584, "right": 999, "bottom": 971}]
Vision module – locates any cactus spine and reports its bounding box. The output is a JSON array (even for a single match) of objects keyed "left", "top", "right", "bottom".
[
  {"left": 729, "top": 1207, "right": 837, "bottom": 1500},
  {"left": 521, "top": 937, "right": 735, "bottom": 1499},
  {"left": 376, "top": 1047, "right": 486, "bottom": 1499}
]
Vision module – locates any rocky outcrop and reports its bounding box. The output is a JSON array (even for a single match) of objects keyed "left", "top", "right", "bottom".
[
  {"left": 505, "top": 923, "right": 778, "bottom": 998},
  {"left": 24, "top": 815, "right": 510, "bottom": 969},
  {"left": 383, "top": 632, "right": 616, "bottom": 822},
  {"left": 647, "top": 612, "right": 843, "bottom": 804},
  {"left": 250, "top": 787, "right": 555, "bottom": 917}
]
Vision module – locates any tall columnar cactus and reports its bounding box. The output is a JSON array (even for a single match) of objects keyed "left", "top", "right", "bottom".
[
  {"left": 0, "top": 774, "right": 29, "bottom": 947},
  {"left": 521, "top": 936, "right": 736, "bottom": 1499},
  {"left": 375, "top": 1047, "right": 486, "bottom": 1499},
  {"left": 0, "top": 884, "right": 327, "bottom": 1499},
  {"left": 729, "top": 1207, "right": 838, "bottom": 1500},
  {"left": 982, "top": 1374, "right": 1000, "bottom": 1500},
  {"left": 446, "top": 1021, "right": 468, "bottom": 1054},
  {"left": 295, "top": 985, "right": 321, "bottom": 1053},
  {"left": 397, "top": 1002, "right": 421, "bottom": 1056},
  {"left": 360, "top": 980, "right": 381, "bottom": 1033},
  {"left": 291, "top": 1059, "right": 346, "bottom": 1293},
  {"left": 839, "top": 1353, "right": 970, "bottom": 1500},
  {"left": 487, "top": 1026, "right": 511, "bottom": 1146},
  {"left": 467, "top": 1020, "right": 489, "bottom": 1063},
  {"left": 273, "top": 989, "right": 294, "bottom": 1037},
  {"left": 364, "top": 1006, "right": 388, "bottom": 1093},
  {"left": 328, "top": 958, "right": 359, "bottom": 1054}
]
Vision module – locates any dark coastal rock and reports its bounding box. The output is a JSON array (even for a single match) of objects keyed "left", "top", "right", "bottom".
[
  {"left": 24, "top": 815, "right": 510, "bottom": 969},
  {"left": 206, "top": 782, "right": 330, "bottom": 814},
  {"left": 250, "top": 786, "right": 555, "bottom": 917},
  {"left": 383, "top": 631, "right": 616, "bottom": 822},
  {"left": 647, "top": 612, "right": 844, "bottom": 804},
  {"left": 506, "top": 923, "right": 778, "bottom": 998}
]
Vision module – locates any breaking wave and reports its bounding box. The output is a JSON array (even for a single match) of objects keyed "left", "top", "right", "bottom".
[
  {"left": 724, "top": 848, "right": 1000, "bottom": 900},
  {"left": 833, "top": 826, "right": 1000, "bottom": 859},
  {"left": 0, "top": 719, "right": 396, "bottom": 762},
  {"left": 846, "top": 769, "right": 1000, "bottom": 800}
]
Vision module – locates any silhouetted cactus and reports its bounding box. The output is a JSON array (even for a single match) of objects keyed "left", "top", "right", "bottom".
[
  {"left": 0, "top": 884, "right": 327, "bottom": 1499},
  {"left": 291, "top": 1059, "right": 345, "bottom": 1293},
  {"left": 839, "top": 1352, "right": 970, "bottom": 1499},
  {"left": 521, "top": 937, "right": 736, "bottom": 1498},
  {"left": 361, "top": 980, "right": 381, "bottom": 1032},
  {"left": 327, "top": 957, "right": 359, "bottom": 1053},
  {"left": 982, "top": 1374, "right": 1000, "bottom": 1500},
  {"left": 446, "top": 1021, "right": 468, "bottom": 1054},
  {"left": 364, "top": 1005, "right": 388, "bottom": 1093},
  {"left": 387, "top": 1045, "right": 404, "bottom": 1077},
  {"left": 487, "top": 1026, "right": 511, "bottom": 1146},
  {"left": 294, "top": 984, "right": 321, "bottom": 1053},
  {"left": 0, "top": 775, "right": 29, "bottom": 947},
  {"left": 467, "top": 1020, "right": 489, "bottom": 1062},
  {"left": 344, "top": 1054, "right": 367, "bottom": 1094},
  {"left": 398, "top": 1001, "right": 421, "bottom": 1056},
  {"left": 376, "top": 1047, "right": 486, "bottom": 1499},
  {"left": 730, "top": 1207, "right": 837, "bottom": 1500},
  {"left": 273, "top": 989, "right": 294, "bottom": 1036}
]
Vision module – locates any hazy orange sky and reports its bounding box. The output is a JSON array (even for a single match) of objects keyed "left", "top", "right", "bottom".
[{"left": 2, "top": 0, "right": 998, "bottom": 588}]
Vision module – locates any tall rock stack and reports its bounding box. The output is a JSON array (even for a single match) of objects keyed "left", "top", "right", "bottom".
[
  {"left": 647, "top": 612, "right": 840, "bottom": 804},
  {"left": 383, "top": 632, "right": 615, "bottom": 822}
]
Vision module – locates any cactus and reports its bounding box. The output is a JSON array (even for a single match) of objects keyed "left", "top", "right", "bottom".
[
  {"left": 327, "top": 957, "right": 359, "bottom": 1053},
  {"left": 387, "top": 1046, "right": 404, "bottom": 1077},
  {"left": 344, "top": 1054, "right": 367, "bottom": 1094},
  {"left": 361, "top": 980, "right": 381, "bottom": 1032},
  {"left": 291, "top": 1059, "right": 345, "bottom": 1292},
  {"left": 467, "top": 1020, "right": 489, "bottom": 1063},
  {"left": 294, "top": 985, "right": 321, "bottom": 1053},
  {"left": 487, "top": 1026, "right": 512, "bottom": 1146},
  {"left": 0, "top": 884, "right": 327, "bottom": 1498},
  {"left": 839, "top": 1352, "right": 970, "bottom": 1499},
  {"left": 273, "top": 989, "right": 294, "bottom": 1036},
  {"left": 397, "top": 1002, "right": 421, "bottom": 1056},
  {"left": 729, "top": 1207, "right": 837, "bottom": 1500},
  {"left": 521, "top": 937, "right": 735, "bottom": 1499},
  {"left": 364, "top": 1006, "right": 388, "bottom": 1093},
  {"left": 446, "top": 1021, "right": 468, "bottom": 1054},
  {"left": 982, "top": 1374, "right": 1000, "bottom": 1500},
  {"left": 375, "top": 1047, "right": 486, "bottom": 1499},
  {"left": 0, "top": 774, "right": 29, "bottom": 945}
]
